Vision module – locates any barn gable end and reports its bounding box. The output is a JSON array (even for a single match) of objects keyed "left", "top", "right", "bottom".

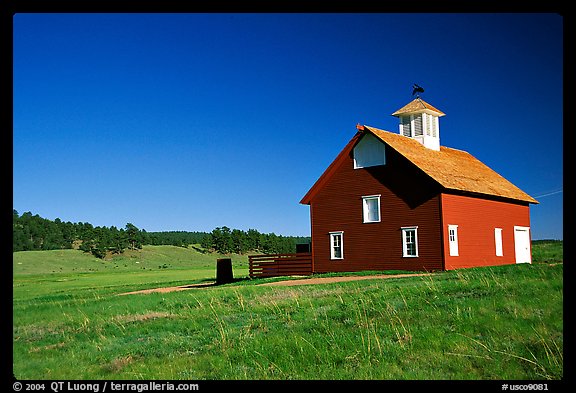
[{"left": 308, "top": 136, "right": 444, "bottom": 273}]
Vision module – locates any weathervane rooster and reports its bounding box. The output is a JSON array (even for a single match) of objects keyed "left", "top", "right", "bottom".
[{"left": 412, "top": 83, "right": 425, "bottom": 97}]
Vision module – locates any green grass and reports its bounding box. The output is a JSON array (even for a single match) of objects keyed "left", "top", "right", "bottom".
[
  {"left": 531, "top": 240, "right": 563, "bottom": 264},
  {"left": 13, "top": 243, "right": 563, "bottom": 380},
  {"left": 13, "top": 245, "right": 250, "bottom": 275}
]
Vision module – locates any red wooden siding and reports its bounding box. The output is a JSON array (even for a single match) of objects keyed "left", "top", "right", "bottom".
[
  {"left": 249, "top": 253, "right": 313, "bottom": 278},
  {"left": 309, "top": 145, "right": 444, "bottom": 273},
  {"left": 440, "top": 193, "right": 531, "bottom": 270}
]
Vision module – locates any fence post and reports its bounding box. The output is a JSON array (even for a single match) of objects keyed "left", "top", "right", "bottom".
[{"left": 216, "top": 258, "right": 233, "bottom": 284}]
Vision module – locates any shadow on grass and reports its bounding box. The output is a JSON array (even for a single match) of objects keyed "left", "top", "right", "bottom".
[{"left": 188, "top": 276, "right": 253, "bottom": 288}]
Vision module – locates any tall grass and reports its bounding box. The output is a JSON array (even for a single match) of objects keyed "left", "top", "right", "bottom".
[{"left": 13, "top": 245, "right": 563, "bottom": 380}]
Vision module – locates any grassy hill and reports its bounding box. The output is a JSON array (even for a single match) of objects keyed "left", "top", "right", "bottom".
[
  {"left": 13, "top": 245, "right": 250, "bottom": 275},
  {"left": 13, "top": 245, "right": 250, "bottom": 300},
  {"left": 12, "top": 242, "right": 563, "bottom": 380}
]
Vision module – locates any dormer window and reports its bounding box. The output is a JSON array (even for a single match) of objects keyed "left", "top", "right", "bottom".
[{"left": 353, "top": 133, "right": 386, "bottom": 169}]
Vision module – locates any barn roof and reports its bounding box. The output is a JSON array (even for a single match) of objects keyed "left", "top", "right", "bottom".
[{"left": 300, "top": 125, "right": 538, "bottom": 205}]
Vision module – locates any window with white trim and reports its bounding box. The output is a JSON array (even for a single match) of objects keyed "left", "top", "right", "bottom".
[
  {"left": 329, "top": 231, "right": 344, "bottom": 260},
  {"left": 401, "top": 227, "right": 418, "bottom": 257},
  {"left": 362, "top": 195, "right": 381, "bottom": 223},
  {"left": 495, "top": 228, "right": 503, "bottom": 257},
  {"left": 448, "top": 225, "right": 459, "bottom": 256}
]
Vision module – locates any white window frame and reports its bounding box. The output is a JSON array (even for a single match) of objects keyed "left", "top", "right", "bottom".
[
  {"left": 362, "top": 195, "right": 381, "bottom": 223},
  {"left": 329, "top": 231, "right": 344, "bottom": 260},
  {"left": 448, "top": 224, "right": 459, "bottom": 256},
  {"left": 401, "top": 226, "right": 418, "bottom": 257},
  {"left": 495, "top": 228, "right": 503, "bottom": 257}
]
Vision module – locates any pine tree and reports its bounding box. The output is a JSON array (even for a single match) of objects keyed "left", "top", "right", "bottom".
[{"left": 125, "top": 223, "right": 142, "bottom": 250}]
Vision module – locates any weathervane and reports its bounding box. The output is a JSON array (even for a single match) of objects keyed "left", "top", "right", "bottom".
[{"left": 412, "top": 83, "right": 424, "bottom": 98}]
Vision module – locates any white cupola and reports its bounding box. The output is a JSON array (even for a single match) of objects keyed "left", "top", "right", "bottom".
[{"left": 391, "top": 97, "right": 445, "bottom": 151}]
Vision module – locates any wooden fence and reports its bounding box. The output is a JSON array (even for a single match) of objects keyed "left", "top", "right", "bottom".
[{"left": 248, "top": 253, "right": 313, "bottom": 278}]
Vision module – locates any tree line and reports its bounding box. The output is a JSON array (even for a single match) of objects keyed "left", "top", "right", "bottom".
[
  {"left": 13, "top": 210, "right": 146, "bottom": 259},
  {"left": 200, "top": 226, "right": 310, "bottom": 255},
  {"left": 13, "top": 210, "right": 310, "bottom": 258}
]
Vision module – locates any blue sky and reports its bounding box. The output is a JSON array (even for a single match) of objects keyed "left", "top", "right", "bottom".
[{"left": 12, "top": 13, "right": 563, "bottom": 239}]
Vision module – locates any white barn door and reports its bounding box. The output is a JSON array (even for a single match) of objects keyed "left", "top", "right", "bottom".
[{"left": 514, "top": 226, "right": 532, "bottom": 264}]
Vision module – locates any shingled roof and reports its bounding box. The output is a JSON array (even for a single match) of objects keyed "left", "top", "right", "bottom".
[
  {"left": 363, "top": 125, "right": 538, "bottom": 204},
  {"left": 300, "top": 125, "right": 538, "bottom": 205},
  {"left": 391, "top": 97, "right": 446, "bottom": 117}
]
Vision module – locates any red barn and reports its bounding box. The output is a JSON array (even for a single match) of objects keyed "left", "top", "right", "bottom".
[{"left": 300, "top": 98, "right": 538, "bottom": 273}]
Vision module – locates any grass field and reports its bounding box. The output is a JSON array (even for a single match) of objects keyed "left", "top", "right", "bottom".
[{"left": 13, "top": 243, "right": 563, "bottom": 380}]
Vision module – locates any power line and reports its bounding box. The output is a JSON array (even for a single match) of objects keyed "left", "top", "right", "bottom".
[{"left": 534, "top": 188, "right": 563, "bottom": 199}]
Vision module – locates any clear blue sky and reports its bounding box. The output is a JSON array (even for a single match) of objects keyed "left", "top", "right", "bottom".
[{"left": 13, "top": 13, "right": 563, "bottom": 239}]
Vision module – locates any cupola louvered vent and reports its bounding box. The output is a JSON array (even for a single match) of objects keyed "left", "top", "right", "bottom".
[
  {"left": 401, "top": 116, "right": 411, "bottom": 137},
  {"left": 413, "top": 115, "right": 423, "bottom": 137},
  {"left": 391, "top": 97, "right": 445, "bottom": 151}
]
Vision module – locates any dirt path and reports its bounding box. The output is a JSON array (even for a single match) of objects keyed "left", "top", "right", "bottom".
[
  {"left": 117, "top": 282, "right": 216, "bottom": 296},
  {"left": 257, "top": 273, "right": 430, "bottom": 287},
  {"left": 117, "top": 273, "right": 431, "bottom": 295}
]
